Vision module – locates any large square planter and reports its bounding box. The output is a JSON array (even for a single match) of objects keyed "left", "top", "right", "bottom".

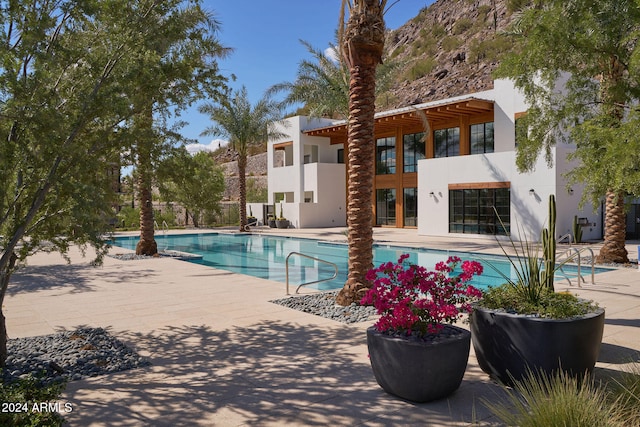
[
  {"left": 367, "top": 325, "right": 470, "bottom": 403},
  {"left": 470, "top": 306, "right": 605, "bottom": 386}
]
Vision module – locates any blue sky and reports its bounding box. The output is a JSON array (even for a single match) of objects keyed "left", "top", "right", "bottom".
[{"left": 183, "top": 0, "right": 435, "bottom": 152}]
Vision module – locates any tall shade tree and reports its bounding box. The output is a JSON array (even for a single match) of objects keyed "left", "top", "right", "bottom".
[
  {"left": 0, "top": 0, "right": 228, "bottom": 366},
  {"left": 199, "top": 87, "right": 285, "bottom": 231},
  {"left": 125, "top": 0, "right": 230, "bottom": 255},
  {"left": 335, "top": 0, "right": 387, "bottom": 306},
  {"left": 496, "top": 0, "right": 640, "bottom": 263},
  {"left": 157, "top": 148, "right": 225, "bottom": 227}
]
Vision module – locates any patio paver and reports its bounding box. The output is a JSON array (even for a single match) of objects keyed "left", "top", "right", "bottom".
[{"left": 5, "top": 228, "right": 640, "bottom": 426}]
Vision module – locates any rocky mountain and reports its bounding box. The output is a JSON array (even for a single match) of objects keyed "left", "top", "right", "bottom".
[{"left": 380, "top": 0, "right": 515, "bottom": 110}]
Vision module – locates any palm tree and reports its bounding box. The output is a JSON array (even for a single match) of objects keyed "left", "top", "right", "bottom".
[
  {"left": 335, "top": 0, "right": 387, "bottom": 306},
  {"left": 268, "top": 39, "right": 350, "bottom": 119},
  {"left": 199, "top": 87, "right": 284, "bottom": 231},
  {"left": 268, "top": 37, "right": 401, "bottom": 119},
  {"left": 129, "top": 1, "right": 230, "bottom": 255},
  {"left": 135, "top": 105, "right": 158, "bottom": 255}
]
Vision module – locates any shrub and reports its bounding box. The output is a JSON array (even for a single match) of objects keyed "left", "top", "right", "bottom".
[
  {"left": 608, "top": 362, "right": 640, "bottom": 425},
  {"left": 362, "top": 254, "right": 483, "bottom": 336},
  {"left": 0, "top": 372, "right": 67, "bottom": 426},
  {"left": 485, "top": 370, "right": 625, "bottom": 427},
  {"left": 404, "top": 58, "right": 436, "bottom": 81},
  {"left": 411, "top": 34, "right": 437, "bottom": 57},
  {"left": 116, "top": 205, "right": 139, "bottom": 229},
  {"left": 479, "top": 284, "right": 597, "bottom": 318},
  {"left": 432, "top": 23, "right": 446, "bottom": 38},
  {"left": 452, "top": 18, "right": 474, "bottom": 35},
  {"left": 441, "top": 35, "right": 462, "bottom": 52}
]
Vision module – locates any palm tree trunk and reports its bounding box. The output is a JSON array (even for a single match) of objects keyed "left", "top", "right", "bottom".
[
  {"left": 135, "top": 106, "right": 157, "bottom": 255},
  {"left": 238, "top": 154, "right": 247, "bottom": 231},
  {"left": 136, "top": 175, "right": 157, "bottom": 255},
  {"left": 596, "top": 58, "right": 628, "bottom": 264},
  {"left": 597, "top": 190, "right": 629, "bottom": 263},
  {"left": 336, "top": 63, "right": 377, "bottom": 306},
  {"left": 336, "top": 0, "right": 385, "bottom": 306}
]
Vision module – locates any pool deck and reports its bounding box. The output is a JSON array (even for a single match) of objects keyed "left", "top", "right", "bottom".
[{"left": 5, "top": 227, "right": 640, "bottom": 426}]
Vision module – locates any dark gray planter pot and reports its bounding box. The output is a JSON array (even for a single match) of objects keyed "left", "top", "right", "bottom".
[
  {"left": 367, "top": 325, "right": 470, "bottom": 403},
  {"left": 247, "top": 217, "right": 258, "bottom": 226},
  {"left": 470, "top": 306, "right": 605, "bottom": 386},
  {"left": 275, "top": 219, "right": 289, "bottom": 229},
  {"left": 268, "top": 219, "right": 276, "bottom": 228}
]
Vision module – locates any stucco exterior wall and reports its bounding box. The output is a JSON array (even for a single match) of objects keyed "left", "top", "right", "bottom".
[
  {"left": 266, "top": 79, "right": 602, "bottom": 240},
  {"left": 417, "top": 149, "right": 601, "bottom": 242}
]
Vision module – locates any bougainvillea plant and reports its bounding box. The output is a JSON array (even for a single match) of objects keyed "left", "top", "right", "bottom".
[{"left": 361, "top": 254, "right": 483, "bottom": 336}]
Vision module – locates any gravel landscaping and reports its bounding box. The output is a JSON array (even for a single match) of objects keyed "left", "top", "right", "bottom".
[
  {"left": 2, "top": 327, "right": 150, "bottom": 386},
  {"left": 270, "top": 290, "right": 378, "bottom": 324}
]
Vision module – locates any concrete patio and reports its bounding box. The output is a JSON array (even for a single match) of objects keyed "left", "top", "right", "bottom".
[{"left": 5, "top": 228, "right": 640, "bottom": 426}]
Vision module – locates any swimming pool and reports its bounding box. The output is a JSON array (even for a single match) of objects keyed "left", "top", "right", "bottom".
[{"left": 112, "top": 233, "right": 607, "bottom": 291}]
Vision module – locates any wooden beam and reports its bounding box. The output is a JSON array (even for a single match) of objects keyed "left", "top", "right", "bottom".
[{"left": 448, "top": 182, "right": 511, "bottom": 190}]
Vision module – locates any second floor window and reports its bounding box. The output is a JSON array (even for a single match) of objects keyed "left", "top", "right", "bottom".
[
  {"left": 470, "top": 122, "right": 494, "bottom": 154},
  {"left": 376, "top": 136, "right": 396, "bottom": 174},
  {"left": 403, "top": 132, "right": 425, "bottom": 173}
]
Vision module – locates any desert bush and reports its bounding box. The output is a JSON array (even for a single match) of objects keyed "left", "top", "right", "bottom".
[
  {"left": 485, "top": 370, "right": 625, "bottom": 427},
  {"left": 0, "top": 372, "right": 67, "bottom": 427}
]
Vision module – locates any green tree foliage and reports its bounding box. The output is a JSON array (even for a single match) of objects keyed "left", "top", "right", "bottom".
[
  {"left": 119, "top": 0, "right": 230, "bottom": 255},
  {"left": 268, "top": 40, "right": 350, "bottom": 119},
  {"left": 405, "top": 57, "right": 436, "bottom": 81},
  {"left": 246, "top": 178, "right": 268, "bottom": 203},
  {"left": 0, "top": 0, "right": 228, "bottom": 366},
  {"left": 267, "top": 37, "right": 402, "bottom": 120},
  {"left": 494, "top": 0, "right": 640, "bottom": 262},
  {"left": 0, "top": 373, "right": 67, "bottom": 426},
  {"left": 157, "top": 149, "right": 225, "bottom": 227}
]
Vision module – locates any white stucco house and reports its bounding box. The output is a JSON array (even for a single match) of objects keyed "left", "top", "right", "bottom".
[{"left": 265, "top": 79, "right": 607, "bottom": 242}]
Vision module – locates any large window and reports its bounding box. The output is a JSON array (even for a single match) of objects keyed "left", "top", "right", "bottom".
[
  {"left": 376, "top": 136, "right": 396, "bottom": 174},
  {"left": 470, "top": 122, "right": 494, "bottom": 154},
  {"left": 403, "top": 188, "right": 418, "bottom": 227},
  {"left": 403, "top": 132, "right": 425, "bottom": 173},
  {"left": 434, "top": 127, "right": 460, "bottom": 158},
  {"left": 449, "top": 187, "right": 510, "bottom": 235},
  {"left": 376, "top": 188, "right": 396, "bottom": 225}
]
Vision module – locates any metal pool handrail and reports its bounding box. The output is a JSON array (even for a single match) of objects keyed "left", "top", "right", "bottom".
[
  {"left": 558, "top": 246, "right": 596, "bottom": 286},
  {"left": 285, "top": 251, "right": 338, "bottom": 295}
]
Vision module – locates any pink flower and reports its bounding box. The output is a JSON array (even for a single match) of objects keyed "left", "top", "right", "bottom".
[{"left": 361, "top": 254, "right": 483, "bottom": 337}]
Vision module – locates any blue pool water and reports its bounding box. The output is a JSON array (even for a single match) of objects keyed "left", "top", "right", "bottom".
[{"left": 112, "top": 233, "right": 608, "bottom": 291}]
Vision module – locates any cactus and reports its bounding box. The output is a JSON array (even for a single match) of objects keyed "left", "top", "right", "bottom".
[
  {"left": 572, "top": 215, "right": 583, "bottom": 244},
  {"left": 541, "top": 195, "right": 557, "bottom": 291}
]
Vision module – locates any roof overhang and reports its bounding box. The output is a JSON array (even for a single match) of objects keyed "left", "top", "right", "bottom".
[
  {"left": 303, "top": 97, "right": 494, "bottom": 141},
  {"left": 273, "top": 141, "right": 293, "bottom": 150}
]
